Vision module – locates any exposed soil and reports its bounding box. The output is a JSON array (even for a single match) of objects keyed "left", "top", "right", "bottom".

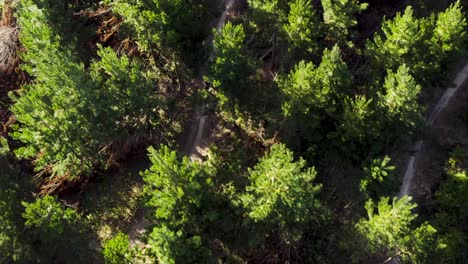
[{"left": 405, "top": 60, "right": 468, "bottom": 204}]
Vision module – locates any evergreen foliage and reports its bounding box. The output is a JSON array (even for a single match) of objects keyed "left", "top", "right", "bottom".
[
  {"left": 12, "top": 1, "right": 158, "bottom": 177},
  {"left": 280, "top": 45, "right": 352, "bottom": 118},
  {"left": 106, "top": 0, "right": 214, "bottom": 62},
  {"left": 356, "top": 196, "right": 437, "bottom": 263},
  {"left": 0, "top": 147, "right": 27, "bottom": 263},
  {"left": 22, "top": 196, "right": 90, "bottom": 263},
  {"left": 150, "top": 225, "right": 213, "bottom": 264},
  {"left": 283, "top": 0, "right": 321, "bottom": 55},
  {"left": 141, "top": 145, "right": 215, "bottom": 263},
  {"left": 248, "top": 0, "right": 289, "bottom": 18},
  {"left": 321, "top": 0, "right": 368, "bottom": 42},
  {"left": 378, "top": 64, "right": 423, "bottom": 133},
  {"left": 242, "top": 143, "right": 325, "bottom": 243},
  {"left": 209, "top": 22, "right": 254, "bottom": 105},
  {"left": 337, "top": 95, "right": 375, "bottom": 152},
  {"left": 359, "top": 156, "right": 396, "bottom": 199},
  {"left": 431, "top": 159, "right": 468, "bottom": 262},
  {"left": 367, "top": 3, "right": 466, "bottom": 83},
  {"left": 103, "top": 232, "right": 134, "bottom": 264},
  {"left": 367, "top": 6, "right": 434, "bottom": 81},
  {"left": 432, "top": 1, "right": 466, "bottom": 56},
  {"left": 3, "top": 0, "right": 468, "bottom": 263}
]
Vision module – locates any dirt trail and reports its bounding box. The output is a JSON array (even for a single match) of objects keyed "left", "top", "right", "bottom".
[
  {"left": 399, "top": 63, "right": 468, "bottom": 197},
  {"left": 184, "top": 0, "right": 239, "bottom": 161},
  {"left": 127, "top": 0, "right": 239, "bottom": 244}
]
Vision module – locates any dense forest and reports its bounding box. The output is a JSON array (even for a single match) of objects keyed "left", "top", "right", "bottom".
[{"left": 1, "top": 0, "right": 468, "bottom": 263}]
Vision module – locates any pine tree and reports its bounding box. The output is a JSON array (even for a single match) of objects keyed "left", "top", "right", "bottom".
[
  {"left": 141, "top": 145, "right": 215, "bottom": 263},
  {"left": 378, "top": 64, "right": 423, "bottom": 134},
  {"left": 0, "top": 142, "right": 27, "bottom": 263},
  {"left": 337, "top": 95, "right": 376, "bottom": 154},
  {"left": 359, "top": 156, "right": 396, "bottom": 199},
  {"left": 366, "top": 6, "right": 434, "bottom": 80},
  {"left": 321, "top": 0, "right": 367, "bottom": 42},
  {"left": 432, "top": 159, "right": 468, "bottom": 262},
  {"left": 12, "top": 1, "right": 158, "bottom": 178},
  {"left": 103, "top": 233, "right": 136, "bottom": 264},
  {"left": 355, "top": 196, "right": 437, "bottom": 263},
  {"left": 22, "top": 196, "right": 90, "bottom": 263},
  {"left": 150, "top": 225, "right": 213, "bottom": 264},
  {"left": 366, "top": 3, "right": 466, "bottom": 83},
  {"left": 280, "top": 45, "right": 352, "bottom": 117},
  {"left": 241, "top": 143, "right": 325, "bottom": 243},
  {"left": 248, "top": 0, "right": 289, "bottom": 18},
  {"left": 209, "top": 22, "right": 254, "bottom": 105},
  {"left": 106, "top": 0, "right": 214, "bottom": 62},
  {"left": 432, "top": 1, "right": 466, "bottom": 59},
  {"left": 283, "top": 0, "right": 321, "bottom": 54},
  {"left": 13, "top": 1, "right": 96, "bottom": 177}
]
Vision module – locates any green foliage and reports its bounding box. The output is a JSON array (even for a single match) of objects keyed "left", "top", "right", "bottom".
[
  {"left": 321, "top": 0, "right": 368, "bottom": 42},
  {"left": 355, "top": 196, "right": 437, "bottom": 263},
  {"left": 431, "top": 159, "right": 468, "bottom": 262},
  {"left": 283, "top": 0, "right": 321, "bottom": 54},
  {"left": 359, "top": 156, "right": 396, "bottom": 199},
  {"left": 13, "top": 1, "right": 93, "bottom": 176},
  {"left": 248, "top": 0, "right": 289, "bottom": 18},
  {"left": 366, "top": 6, "right": 434, "bottom": 81},
  {"left": 209, "top": 22, "right": 254, "bottom": 105},
  {"left": 22, "top": 196, "right": 90, "bottom": 263},
  {"left": 0, "top": 150, "right": 27, "bottom": 263},
  {"left": 435, "top": 159, "right": 468, "bottom": 224},
  {"left": 103, "top": 232, "right": 134, "bottom": 264},
  {"left": 378, "top": 64, "right": 423, "bottom": 133},
  {"left": 141, "top": 145, "right": 215, "bottom": 262},
  {"left": 432, "top": 1, "right": 467, "bottom": 56},
  {"left": 367, "top": 3, "right": 467, "bottom": 83},
  {"left": 0, "top": 136, "right": 9, "bottom": 155},
  {"left": 246, "top": 0, "right": 288, "bottom": 52},
  {"left": 12, "top": 1, "right": 158, "bottom": 178},
  {"left": 242, "top": 143, "right": 325, "bottom": 243},
  {"left": 150, "top": 225, "right": 212, "bottom": 264},
  {"left": 88, "top": 45, "right": 158, "bottom": 141},
  {"left": 337, "top": 95, "right": 375, "bottom": 151},
  {"left": 107, "top": 0, "right": 214, "bottom": 62},
  {"left": 280, "top": 45, "right": 352, "bottom": 118}
]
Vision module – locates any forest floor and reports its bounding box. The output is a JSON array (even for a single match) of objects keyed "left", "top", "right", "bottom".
[
  {"left": 79, "top": 0, "right": 233, "bottom": 247},
  {"left": 410, "top": 60, "right": 468, "bottom": 204}
]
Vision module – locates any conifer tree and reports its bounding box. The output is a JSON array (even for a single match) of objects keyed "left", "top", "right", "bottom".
[
  {"left": 359, "top": 156, "right": 396, "bottom": 199},
  {"left": 12, "top": 1, "right": 158, "bottom": 177},
  {"left": 107, "top": 0, "right": 214, "bottom": 61},
  {"left": 378, "top": 64, "right": 423, "bottom": 133},
  {"left": 248, "top": 0, "right": 289, "bottom": 18},
  {"left": 366, "top": 6, "right": 434, "bottom": 80},
  {"left": 103, "top": 233, "right": 137, "bottom": 264},
  {"left": 0, "top": 142, "right": 27, "bottom": 263},
  {"left": 337, "top": 95, "right": 376, "bottom": 153},
  {"left": 283, "top": 0, "right": 321, "bottom": 54},
  {"left": 367, "top": 3, "right": 466, "bottom": 83},
  {"left": 432, "top": 160, "right": 468, "bottom": 263},
  {"left": 280, "top": 45, "right": 352, "bottom": 118},
  {"left": 242, "top": 143, "right": 325, "bottom": 243},
  {"left": 141, "top": 145, "right": 215, "bottom": 263},
  {"left": 432, "top": 1, "right": 466, "bottom": 59},
  {"left": 209, "top": 22, "right": 254, "bottom": 105},
  {"left": 356, "top": 196, "right": 437, "bottom": 263},
  {"left": 22, "top": 196, "right": 90, "bottom": 263},
  {"left": 321, "top": 0, "right": 367, "bottom": 42}
]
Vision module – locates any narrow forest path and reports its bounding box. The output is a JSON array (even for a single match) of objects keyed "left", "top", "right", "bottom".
[
  {"left": 399, "top": 63, "right": 468, "bottom": 197},
  {"left": 127, "top": 0, "right": 239, "bottom": 245},
  {"left": 183, "top": 0, "right": 239, "bottom": 161}
]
